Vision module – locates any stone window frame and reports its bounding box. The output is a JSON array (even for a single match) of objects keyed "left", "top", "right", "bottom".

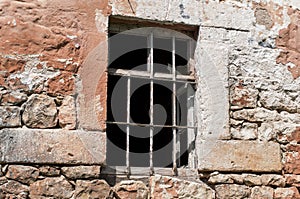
[{"left": 105, "top": 17, "right": 199, "bottom": 176}]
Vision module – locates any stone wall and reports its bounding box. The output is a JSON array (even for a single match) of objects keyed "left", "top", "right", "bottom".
[{"left": 0, "top": 0, "right": 300, "bottom": 198}]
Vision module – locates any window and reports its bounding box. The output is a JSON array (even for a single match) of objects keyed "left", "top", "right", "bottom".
[{"left": 106, "top": 18, "right": 198, "bottom": 175}]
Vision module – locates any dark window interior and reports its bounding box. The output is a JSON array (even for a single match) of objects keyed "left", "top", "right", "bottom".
[{"left": 107, "top": 32, "right": 190, "bottom": 168}]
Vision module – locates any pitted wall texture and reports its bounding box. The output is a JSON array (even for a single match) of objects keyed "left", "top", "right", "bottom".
[{"left": 0, "top": 0, "right": 300, "bottom": 198}]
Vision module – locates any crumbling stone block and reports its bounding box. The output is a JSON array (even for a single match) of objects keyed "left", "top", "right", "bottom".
[
  {"left": 5, "top": 165, "right": 39, "bottom": 185},
  {"left": 261, "top": 174, "right": 286, "bottom": 187},
  {"left": 61, "top": 165, "right": 101, "bottom": 179},
  {"left": 29, "top": 176, "right": 74, "bottom": 198},
  {"left": 39, "top": 166, "right": 60, "bottom": 177},
  {"left": 22, "top": 94, "right": 58, "bottom": 128},
  {"left": 215, "top": 184, "right": 250, "bottom": 199},
  {"left": 74, "top": 179, "right": 111, "bottom": 199},
  {"left": 58, "top": 95, "right": 76, "bottom": 130},
  {"left": 274, "top": 187, "right": 300, "bottom": 199},
  {"left": 0, "top": 106, "right": 21, "bottom": 128},
  {"left": 114, "top": 180, "right": 149, "bottom": 199},
  {"left": 250, "top": 186, "right": 274, "bottom": 199},
  {"left": 149, "top": 175, "right": 215, "bottom": 199}
]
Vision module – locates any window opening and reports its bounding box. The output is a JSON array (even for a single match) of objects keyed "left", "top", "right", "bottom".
[{"left": 107, "top": 20, "right": 197, "bottom": 175}]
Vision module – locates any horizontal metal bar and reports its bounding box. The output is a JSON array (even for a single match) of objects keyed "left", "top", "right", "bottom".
[
  {"left": 106, "top": 121, "right": 197, "bottom": 129},
  {"left": 107, "top": 68, "right": 196, "bottom": 82},
  {"left": 101, "top": 166, "right": 198, "bottom": 177}
]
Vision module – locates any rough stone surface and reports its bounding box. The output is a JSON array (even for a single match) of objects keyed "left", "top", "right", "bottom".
[
  {"left": 47, "top": 72, "right": 75, "bottom": 96},
  {"left": 232, "top": 108, "right": 280, "bottom": 122},
  {"left": 61, "top": 166, "right": 101, "bottom": 179},
  {"left": 0, "top": 176, "right": 8, "bottom": 185},
  {"left": 0, "top": 129, "right": 106, "bottom": 164},
  {"left": 231, "top": 123, "right": 258, "bottom": 140},
  {"left": 114, "top": 180, "right": 149, "bottom": 199},
  {"left": 5, "top": 165, "right": 39, "bottom": 185},
  {"left": 149, "top": 175, "right": 215, "bottom": 199},
  {"left": 215, "top": 184, "right": 251, "bottom": 199},
  {"left": 0, "top": 106, "right": 21, "bottom": 128},
  {"left": 39, "top": 166, "right": 60, "bottom": 177},
  {"left": 261, "top": 174, "right": 286, "bottom": 187},
  {"left": 284, "top": 143, "right": 300, "bottom": 174},
  {"left": 254, "top": 8, "right": 274, "bottom": 30},
  {"left": 285, "top": 175, "right": 300, "bottom": 187},
  {"left": 74, "top": 180, "right": 111, "bottom": 199},
  {"left": 0, "top": 180, "right": 29, "bottom": 195},
  {"left": 250, "top": 186, "right": 274, "bottom": 199},
  {"left": 0, "top": 165, "right": 2, "bottom": 177},
  {"left": 274, "top": 187, "right": 300, "bottom": 199},
  {"left": 276, "top": 8, "right": 300, "bottom": 79},
  {"left": 30, "top": 176, "right": 74, "bottom": 198},
  {"left": 0, "top": 90, "right": 27, "bottom": 105},
  {"left": 198, "top": 141, "right": 282, "bottom": 172},
  {"left": 230, "top": 81, "right": 258, "bottom": 108},
  {"left": 58, "top": 95, "right": 76, "bottom": 129},
  {"left": 242, "top": 174, "right": 262, "bottom": 186},
  {"left": 258, "top": 123, "right": 277, "bottom": 141},
  {"left": 0, "top": 0, "right": 299, "bottom": 197},
  {"left": 22, "top": 94, "right": 58, "bottom": 128},
  {"left": 208, "top": 173, "right": 235, "bottom": 184}
]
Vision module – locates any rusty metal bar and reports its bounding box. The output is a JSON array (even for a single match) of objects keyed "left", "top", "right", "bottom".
[
  {"left": 126, "top": 76, "right": 131, "bottom": 175},
  {"left": 149, "top": 32, "right": 154, "bottom": 174},
  {"left": 106, "top": 121, "right": 196, "bottom": 129},
  {"left": 172, "top": 35, "right": 177, "bottom": 175}
]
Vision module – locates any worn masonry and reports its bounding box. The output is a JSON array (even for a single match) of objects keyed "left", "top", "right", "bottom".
[{"left": 0, "top": 0, "right": 300, "bottom": 198}]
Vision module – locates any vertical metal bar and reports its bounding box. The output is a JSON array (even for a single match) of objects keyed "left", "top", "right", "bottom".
[
  {"left": 187, "top": 39, "right": 195, "bottom": 168},
  {"left": 126, "top": 76, "right": 131, "bottom": 175},
  {"left": 150, "top": 32, "right": 154, "bottom": 174},
  {"left": 172, "top": 36, "right": 177, "bottom": 175}
]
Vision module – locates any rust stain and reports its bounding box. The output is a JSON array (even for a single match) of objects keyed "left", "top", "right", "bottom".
[
  {"left": 287, "top": 127, "right": 300, "bottom": 143},
  {"left": 276, "top": 8, "right": 300, "bottom": 79}
]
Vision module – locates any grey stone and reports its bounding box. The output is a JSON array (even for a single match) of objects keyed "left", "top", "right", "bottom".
[
  {"left": 22, "top": 94, "right": 58, "bottom": 128},
  {"left": 231, "top": 123, "right": 258, "bottom": 140},
  {"left": 114, "top": 180, "right": 149, "bottom": 199},
  {"left": 261, "top": 174, "right": 286, "bottom": 187},
  {"left": 74, "top": 180, "right": 111, "bottom": 199},
  {"left": 0, "top": 129, "right": 106, "bottom": 164},
  {"left": 258, "top": 123, "right": 277, "bottom": 141},
  {"left": 259, "top": 90, "right": 298, "bottom": 113},
  {"left": 251, "top": 186, "right": 274, "bottom": 199},
  {"left": 215, "top": 184, "right": 250, "bottom": 199},
  {"left": 0, "top": 106, "right": 21, "bottom": 128},
  {"left": 232, "top": 107, "right": 280, "bottom": 122},
  {"left": 61, "top": 166, "right": 101, "bottom": 179},
  {"left": 39, "top": 166, "right": 60, "bottom": 177},
  {"left": 149, "top": 175, "right": 215, "bottom": 199},
  {"left": 208, "top": 174, "right": 234, "bottom": 184},
  {"left": 242, "top": 174, "right": 262, "bottom": 186},
  {"left": 198, "top": 141, "right": 282, "bottom": 172}
]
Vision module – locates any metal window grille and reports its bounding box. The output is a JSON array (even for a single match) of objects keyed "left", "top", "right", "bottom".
[{"left": 107, "top": 27, "right": 197, "bottom": 176}]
